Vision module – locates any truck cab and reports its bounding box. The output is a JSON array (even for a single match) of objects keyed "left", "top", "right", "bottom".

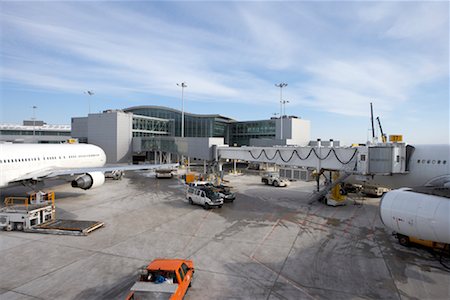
[
  {"left": 126, "top": 258, "right": 194, "bottom": 300},
  {"left": 261, "top": 172, "right": 289, "bottom": 187}
]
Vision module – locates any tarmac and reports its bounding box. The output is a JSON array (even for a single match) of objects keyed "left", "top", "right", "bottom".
[{"left": 0, "top": 171, "right": 449, "bottom": 299}]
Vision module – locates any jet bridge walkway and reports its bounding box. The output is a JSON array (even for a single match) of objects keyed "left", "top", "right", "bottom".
[
  {"left": 216, "top": 143, "right": 410, "bottom": 205},
  {"left": 217, "top": 143, "right": 409, "bottom": 176}
]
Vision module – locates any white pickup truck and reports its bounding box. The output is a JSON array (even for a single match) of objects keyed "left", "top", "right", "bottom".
[
  {"left": 261, "top": 172, "right": 289, "bottom": 187},
  {"left": 186, "top": 186, "right": 223, "bottom": 209}
]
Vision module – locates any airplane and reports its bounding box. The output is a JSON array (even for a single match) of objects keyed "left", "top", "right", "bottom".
[
  {"left": 351, "top": 143, "right": 450, "bottom": 245},
  {"left": 0, "top": 143, "right": 177, "bottom": 190}
]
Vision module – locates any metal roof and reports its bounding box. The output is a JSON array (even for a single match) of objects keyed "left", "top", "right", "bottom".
[
  {"left": 0, "top": 123, "right": 71, "bottom": 131},
  {"left": 124, "top": 105, "right": 235, "bottom": 122}
]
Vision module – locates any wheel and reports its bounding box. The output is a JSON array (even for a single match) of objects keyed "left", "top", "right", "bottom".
[
  {"left": 14, "top": 223, "right": 24, "bottom": 231},
  {"left": 5, "top": 224, "right": 12, "bottom": 231},
  {"left": 204, "top": 203, "right": 210, "bottom": 210},
  {"left": 274, "top": 181, "right": 279, "bottom": 187},
  {"left": 398, "top": 234, "right": 410, "bottom": 247},
  {"left": 188, "top": 198, "right": 193, "bottom": 205}
]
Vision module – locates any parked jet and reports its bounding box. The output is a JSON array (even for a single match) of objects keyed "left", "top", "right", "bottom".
[
  {"left": 359, "top": 144, "right": 450, "bottom": 244},
  {"left": 354, "top": 144, "right": 450, "bottom": 188},
  {"left": 0, "top": 143, "right": 177, "bottom": 189}
]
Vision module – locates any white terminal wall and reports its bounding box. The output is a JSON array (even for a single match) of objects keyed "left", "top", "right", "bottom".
[
  {"left": 71, "top": 117, "right": 88, "bottom": 138},
  {"left": 87, "top": 111, "right": 133, "bottom": 163},
  {"left": 274, "top": 118, "right": 311, "bottom": 146}
]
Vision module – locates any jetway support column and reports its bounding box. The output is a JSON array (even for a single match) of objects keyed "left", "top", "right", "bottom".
[{"left": 219, "top": 162, "right": 224, "bottom": 180}]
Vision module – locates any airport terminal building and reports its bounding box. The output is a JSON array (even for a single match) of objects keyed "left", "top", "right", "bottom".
[
  {"left": 72, "top": 106, "right": 310, "bottom": 163},
  {"left": 0, "top": 120, "right": 71, "bottom": 144}
]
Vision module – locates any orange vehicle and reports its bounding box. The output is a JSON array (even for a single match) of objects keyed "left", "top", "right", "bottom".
[{"left": 126, "top": 258, "right": 194, "bottom": 300}]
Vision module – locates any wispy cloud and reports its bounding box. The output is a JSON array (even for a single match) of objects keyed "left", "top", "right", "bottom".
[{"left": 0, "top": 1, "right": 448, "bottom": 120}]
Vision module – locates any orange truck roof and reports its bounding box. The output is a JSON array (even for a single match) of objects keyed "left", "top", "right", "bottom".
[{"left": 147, "top": 258, "right": 193, "bottom": 271}]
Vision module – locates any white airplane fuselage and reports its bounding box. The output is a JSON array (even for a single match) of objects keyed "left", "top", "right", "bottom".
[{"left": 0, "top": 143, "right": 106, "bottom": 188}]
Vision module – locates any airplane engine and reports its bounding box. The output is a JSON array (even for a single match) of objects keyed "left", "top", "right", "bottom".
[
  {"left": 71, "top": 172, "right": 105, "bottom": 190},
  {"left": 380, "top": 188, "right": 450, "bottom": 244}
]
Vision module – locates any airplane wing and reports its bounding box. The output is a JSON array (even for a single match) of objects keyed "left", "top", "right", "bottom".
[{"left": 10, "top": 163, "right": 179, "bottom": 182}]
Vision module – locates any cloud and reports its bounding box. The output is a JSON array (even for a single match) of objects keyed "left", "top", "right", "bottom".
[{"left": 0, "top": 1, "right": 448, "bottom": 121}]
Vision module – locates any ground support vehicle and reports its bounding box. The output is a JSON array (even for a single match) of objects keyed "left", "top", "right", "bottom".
[
  {"left": 0, "top": 191, "right": 103, "bottom": 235},
  {"left": 0, "top": 202, "right": 54, "bottom": 231},
  {"left": 209, "top": 184, "right": 236, "bottom": 202},
  {"left": 186, "top": 186, "right": 223, "bottom": 209},
  {"left": 189, "top": 181, "right": 236, "bottom": 202},
  {"left": 342, "top": 183, "right": 389, "bottom": 197},
  {"left": 0, "top": 191, "right": 55, "bottom": 231},
  {"left": 261, "top": 172, "right": 289, "bottom": 187},
  {"left": 156, "top": 169, "right": 173, "bottom": 179},
  {"left": 126, "top": 258, "right": 194, "bottom": 300}
]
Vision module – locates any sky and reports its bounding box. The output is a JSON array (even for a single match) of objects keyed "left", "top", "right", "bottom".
[{"left": 0, "top": 1, "right": 448, "bottom": 145}]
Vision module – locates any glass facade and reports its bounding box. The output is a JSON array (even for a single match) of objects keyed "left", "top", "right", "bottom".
[
  {"left": 0, "top": 130, "right": 71, "bottom": 136},
  {"left": 230, "top": 120, "right": 276, "bottom": 146},
  {"left": 125, "top": 106, "right": 233, "bottom": 142},
  {"left": 131, "top": 115, "right": 174, "bottom": 137},
  {"left": 124, "top": 106, "right": 278, "bottom": 146}
]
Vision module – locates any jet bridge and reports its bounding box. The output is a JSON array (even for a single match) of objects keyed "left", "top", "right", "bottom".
[
  {"left": 217, "top": 143, "right": 409, "bottom": 205},
  {"left": 217, "top": 143, "right": 409, "bottom": 176}
]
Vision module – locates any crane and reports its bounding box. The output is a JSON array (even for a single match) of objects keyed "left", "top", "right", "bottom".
[{"left": 376, "top": 116, "right": 387, "bottom": 143}]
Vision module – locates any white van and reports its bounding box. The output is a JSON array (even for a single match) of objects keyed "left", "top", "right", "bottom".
[{"left": 186, "top": 187, "right": 223, "bottom": 209}]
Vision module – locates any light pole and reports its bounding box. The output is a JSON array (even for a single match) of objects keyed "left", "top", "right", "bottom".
[
  {"left": 32, "top": 105, "right": 37, "bottom": 143},
  {"left": 275, "top": 83, "right": 288, "bottom": 140},
  {"left": 85, "top": 90, "right": 94, "bottom": 114},
  {"left": 281, "top": 100, "right": 289, "bottom": 138},
  {"left": 176, "top": 82, "right": 187, "bottom": 138}
]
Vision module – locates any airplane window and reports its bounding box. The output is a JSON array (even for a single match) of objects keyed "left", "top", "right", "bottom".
[
  {"left": 421, "top": 159, "right": 426, "bottom": 163},
  {"left": 438, "top": 160, "right": 441, "bottom": 164},
  {"left": 444, "top": 161, "right": 447, "bottom": 165},
  {"left": 0, "top": 160, "right": 2, "bottom": 163},
  {"left": 432, "top": 160, "right": 436, "bottom": 164},
  {"left": 427, "top": 160, "right": 430, "bottom": 164},
  {"left": 417, "top": 160, "right": 420, "bottom": 163}
]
